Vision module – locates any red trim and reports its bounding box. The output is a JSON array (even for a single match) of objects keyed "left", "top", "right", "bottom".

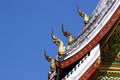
[
  {"left": 56, "top": 6, "right": 120, "bottom": 69},
  {"left": 79, "top": 56, "right": 101, "bottom": 80}
]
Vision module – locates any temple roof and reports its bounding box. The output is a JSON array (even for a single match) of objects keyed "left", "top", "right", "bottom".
[
  {"left": 46, "top": 0, "right": 120, "bottom": 80},
  {"left": 56, "top": 0, "right": 120, "bottom": 69}
]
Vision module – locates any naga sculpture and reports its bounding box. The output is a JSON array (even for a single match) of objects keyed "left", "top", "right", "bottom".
[
  {"left": 77, "top": 6, "right": 89, "bottom": 24},
  {"left": 51, "top": 29, "right": 66, "bottom": 55},
  {"left": 62, "top": 24, "right": 74, "bottom": 45},
  {"left": 44, "top": 50, "right": 56, "bottom": 71}
]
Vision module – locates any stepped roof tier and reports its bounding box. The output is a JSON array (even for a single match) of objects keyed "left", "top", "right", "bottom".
[{"left": 45, "top": 0, "right": 120, "bottom": 80}]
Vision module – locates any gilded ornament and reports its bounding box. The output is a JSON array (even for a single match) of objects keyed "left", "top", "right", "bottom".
[
  {"left": 62, "top": 24, "right": 74, "bottom": 45},
  {"left": 44, "top": 50, "right": 56, "bottom": 71},
  {"left": 77, "top": 6, "right": 89, "bottom": 24},
  {"left": 51, "top": 29, "right": 66, "bottom": 55}
]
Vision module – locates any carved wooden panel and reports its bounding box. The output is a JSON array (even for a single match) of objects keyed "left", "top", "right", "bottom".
[{"left": 98, "top": 20, "right": 120, "bottom": 79}]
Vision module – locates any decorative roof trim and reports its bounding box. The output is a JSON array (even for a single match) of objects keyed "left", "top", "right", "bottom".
[
  {"left": 62, "top": 44, "right": 100, "bottom": 80},
  {"left": 79, "top": 56, "right": 101, "bottom": 80},
  {"left": 56, "top": 5, "right": 120, "bottom": 69}
]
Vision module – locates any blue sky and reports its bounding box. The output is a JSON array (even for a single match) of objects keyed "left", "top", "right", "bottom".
[{"left": 0, "top": 0, "right": 99, "bottom": 80}]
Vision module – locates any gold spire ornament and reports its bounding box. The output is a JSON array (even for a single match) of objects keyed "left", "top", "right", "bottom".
[
  {"left": 44, "top": 50, "right": 56, "bottom": 70},
  {"left": 62, "top": 24, "right": 74, "bottom": 45},
  {"left": 51, "top": 29, "right": 66, "bottom": 55},
  {"left": 77, "top": 6, "right": 89, "bottom": 24}
]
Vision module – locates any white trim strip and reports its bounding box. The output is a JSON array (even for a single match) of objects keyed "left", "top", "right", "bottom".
[{"left": 63, "top": 44, "right": 100, "bottom": 80}]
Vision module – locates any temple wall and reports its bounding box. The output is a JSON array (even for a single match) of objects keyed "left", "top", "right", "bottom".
[{"left": 98, "top": 20, "right": 120, "bottom": 79}]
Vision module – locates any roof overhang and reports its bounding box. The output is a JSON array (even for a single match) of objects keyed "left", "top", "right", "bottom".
[{"left": 56, "top": 4, "right": 120, "bottom": 69}]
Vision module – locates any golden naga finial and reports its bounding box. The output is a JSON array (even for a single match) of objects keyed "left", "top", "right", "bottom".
[
  {"left": 77, "top": 5, "right": 89, "bottom": 24},
  {"left": 44, "top": 50, "right": 56, "bottom": 70},
  {"left": 51, "top": 29, "right": 66, "bottom": 55},
  {"left": 62, "top": 24, "right": 74, "bottom": 45}
]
